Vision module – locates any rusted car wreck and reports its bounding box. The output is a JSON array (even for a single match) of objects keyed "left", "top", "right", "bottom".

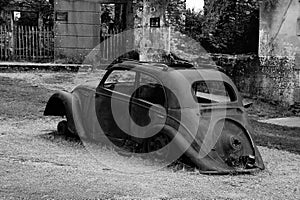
[{"left": 44, "top": 60, "right": 265, "bottom": 174}]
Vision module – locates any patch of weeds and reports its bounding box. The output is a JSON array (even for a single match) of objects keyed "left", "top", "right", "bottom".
[
  {"left": 39, "top": 131, "right": 83, "bottom": 148},
  {"left": 43, "top": 73, "right": 75, "bottom": 85},
  {"left": 168, "top": 156, "right": 197, "bottom": 173},
  {"left": 246, "top": 98, "right": 294, "bottom": 119},
  {"left": 0, "top": 76, "right": 52, "bottom": 119}
]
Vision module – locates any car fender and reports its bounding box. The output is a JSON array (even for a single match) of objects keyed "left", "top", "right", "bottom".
[
  {"left": 148, "top": 124, "right": 242, "bottom": 173},
  {"left": 44, "top": 91, "right": 76, "bottom": 134}
]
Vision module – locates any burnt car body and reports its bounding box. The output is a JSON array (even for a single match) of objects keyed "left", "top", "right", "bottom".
[{"left": 44, "top": 60, "right": 265, "bottom": 174}]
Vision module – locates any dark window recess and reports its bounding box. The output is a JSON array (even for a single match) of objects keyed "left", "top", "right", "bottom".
[
  {"left": 13, "top": 11, "right": 38, "bottom": 26},
  {"left": 55, "top": 12, "right": 68, "bottom": 22},
  {"left": 150, "top": 17, "right": 160, "bottom": 27},
  {"left": 192, "top": 81, "right": 237, "bottom": 104}
]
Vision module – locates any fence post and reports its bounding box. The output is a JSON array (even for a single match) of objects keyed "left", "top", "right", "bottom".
[
  {"left": 21, "top": 26, "right": 25, "bottom": 59},
  {"left": 39, "top": 26, "right": 42, "bottom": 59},
  {"left": 4, "top": 25, "right": 7, "bottom": 60},
  {"left": 10, "top": 14, "right": 14, "bottom": 60},
  {"left": 0, "top": 26, "right": 2, "bottom": 60},
  {"left": 32, "top": 26, "right": 35, "bottom": 60}
]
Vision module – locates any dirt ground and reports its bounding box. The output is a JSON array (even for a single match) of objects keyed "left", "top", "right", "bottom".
[{"left": 0, "top": 72, "right": 299, "bottom": 199}]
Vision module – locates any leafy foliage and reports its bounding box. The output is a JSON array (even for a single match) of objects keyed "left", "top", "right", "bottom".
[
  {"left": 199, "top": 0, "right": 260, "bottom": 54},
  {"left": 0, "top": 0, "right": 13, "bottom": 8},
  {"left": 184, "top": 9, "right": 204, "bottom": 42}
]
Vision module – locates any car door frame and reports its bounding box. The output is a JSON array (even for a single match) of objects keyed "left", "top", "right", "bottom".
[
  {"left": 128, "top": 70, "right": 169, "bottom": 142},
  {"left": 95, "top": 66, "right": 139, "bottom": 140}
]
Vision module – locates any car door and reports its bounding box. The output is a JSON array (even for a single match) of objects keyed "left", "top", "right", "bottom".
[
  {"left": 129, "top": 72, "right": 167, "bottom": 141},
  {"left": 95, "top": 68, "right": 137, "bottom": 142}
]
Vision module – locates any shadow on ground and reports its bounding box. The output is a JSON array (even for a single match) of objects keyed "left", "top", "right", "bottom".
[{"left": 38, "top": 131, "right": 83, "bottom": 148}]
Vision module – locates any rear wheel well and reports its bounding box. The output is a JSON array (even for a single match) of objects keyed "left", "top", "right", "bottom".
[{"left": 44, "top": 96, "right": 66, "bottom": 116}]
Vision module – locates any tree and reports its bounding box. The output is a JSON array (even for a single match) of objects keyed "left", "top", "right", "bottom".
[
  {"left": 184, "top": 9, "right": 204, "bottom": 42},
  {"left": 201, "top": 0, "right": 260, "bottom": 54}
]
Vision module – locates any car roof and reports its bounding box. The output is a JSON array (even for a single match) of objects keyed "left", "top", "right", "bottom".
[
  {"left": 108, "top": 60, "right": 234, "bottom": 85},
  {"left": 109, "top": 60, "right": 223, "bottom": 72},
  {"left": 110, "top": 60, "right": 237, "bottom": 91},
  {"left": 104, "top": 60, "right": 242, "bottom": 107}
]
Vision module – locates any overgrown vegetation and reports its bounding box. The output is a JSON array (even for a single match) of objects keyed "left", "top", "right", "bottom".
[
  {"left": 185, "top": 0, "right": 259, "bottom": 54},
  {"left": 184, "top": 0, "right": 280, "bottom": 54},
  {"left": 184, "top": 9, "right": 204, "bottom": 43},
  {"left": 0, "top": 0, "right": 54, "bottom": 26}
]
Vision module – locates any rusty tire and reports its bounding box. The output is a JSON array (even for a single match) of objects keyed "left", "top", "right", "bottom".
[
  {"left": 146, "top": 133, "right": 171, "bottom": 161},
  {"left": 57, "top": 120, "right": 69, "bottom": 135}
]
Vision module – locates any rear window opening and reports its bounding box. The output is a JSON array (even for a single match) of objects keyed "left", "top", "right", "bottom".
[{"left": 192, "top": 81, "right": 237, "bottom": 104}]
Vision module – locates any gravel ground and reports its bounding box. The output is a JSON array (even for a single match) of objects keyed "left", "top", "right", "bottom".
[
  {"left": 0, "top": 72, "right": 299, "bottom": 199},
  {"left": 1, "top": 118, "right": 299, "bottom": 199}
]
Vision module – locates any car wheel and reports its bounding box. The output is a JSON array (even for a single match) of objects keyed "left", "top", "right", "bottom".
[
  {"left": 57, "top": 120, "right": 69, "bottom": 135},
  {"left": 214, "top": 120, "right": 255, "bottom": 169},
  {"left": 147, "top": 133, "right": 171, "bottom": 160}
]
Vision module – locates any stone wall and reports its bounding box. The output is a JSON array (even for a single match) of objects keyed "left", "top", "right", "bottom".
[
  {"left": 212, "top": 54, "right": 300, "bottom": 106},
  {"left": 260, "top": 57, "right": 297, "bottom": 105}
]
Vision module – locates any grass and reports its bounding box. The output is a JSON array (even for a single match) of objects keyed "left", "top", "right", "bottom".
[{"left": 0, "top": 76, "right": 52, "bottom": 120}]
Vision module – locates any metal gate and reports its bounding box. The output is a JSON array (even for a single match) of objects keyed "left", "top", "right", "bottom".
[
  {"left": 99, "top": 3, "right": 127, "bottom": 62},
  {"left": 0, "top": 25, "right": 11, "bottom": 61},
  {"left": 0, "top": 24, "right": 54, "bottom": 62}
]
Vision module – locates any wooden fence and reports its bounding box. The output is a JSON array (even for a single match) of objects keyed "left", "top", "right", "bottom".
[{"left": 0, "top": 25, "right": 54, "bottom": 62}]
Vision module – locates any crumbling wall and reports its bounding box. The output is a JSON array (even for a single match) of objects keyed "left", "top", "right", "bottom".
[
  {"left": 259, "top": 0, "right": 300, "bottom": 58},
  {"left": 260, "top": 56, "right": 296, "bottom": 105},
  {"left": 258, "top": 0, "right": 300, "bottom": 106},
  {"left": 133, "top": 0, "right": 186, "bottom": 61},
  {"left": 212, "top": 54, "right": 299, "bottom": 106}
]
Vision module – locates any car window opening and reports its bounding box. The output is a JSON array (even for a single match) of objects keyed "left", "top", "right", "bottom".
[{"left": 192, "top": 81, "right": 236, "bottom": 104}]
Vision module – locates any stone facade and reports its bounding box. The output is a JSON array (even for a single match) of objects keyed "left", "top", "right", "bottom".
[
  {"left": 259, "top": 0, "right": 300, "bottom": 105},
  {"left": 259, "top": 0, "right": 300, "bottom": 57},
  {"left": 131, "top": 0, "right": 186, "bottom": 61}
]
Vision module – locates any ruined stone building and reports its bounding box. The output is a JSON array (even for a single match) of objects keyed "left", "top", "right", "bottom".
[
  {"left": 260, "top": 0, "right": 300, "bottom": 58},
  {"left": 54, "top": 0, "right": 186, "bottom": 63},
  {"left": 260, "top": 0, "right": 300, "bottom": 105}
]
